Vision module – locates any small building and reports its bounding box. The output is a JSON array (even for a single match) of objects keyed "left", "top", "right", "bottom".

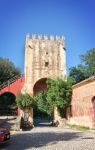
[{"left": 69, "top": 76, "right": 95, "bottom": 128}]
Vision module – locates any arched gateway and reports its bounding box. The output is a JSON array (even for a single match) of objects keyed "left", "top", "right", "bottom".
[
  {"left": 33, "top": 78, "right": 47, "bottom": 96},
  {"left": 22, "top": 34, "right": 66, "bottom": 124}
]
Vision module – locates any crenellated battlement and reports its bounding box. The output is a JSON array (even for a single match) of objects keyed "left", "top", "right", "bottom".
[
  {"left": 23, "top": 33, "right": 66, "bottom": 123},
  {"left": 24, "top": 33, "right": 66, "bottom": 96},
  {"left": 26, "top": 34, "right": 65, "bottom": 42}
]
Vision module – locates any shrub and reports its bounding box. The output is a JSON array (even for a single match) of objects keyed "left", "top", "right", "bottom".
[{"left": 16, "top": 93, "right": 33, "bottom": 110}]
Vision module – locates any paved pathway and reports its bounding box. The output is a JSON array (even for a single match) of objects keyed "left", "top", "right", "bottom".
[{"left": 0, "top": 126, "right": 95, "bottom": 150}]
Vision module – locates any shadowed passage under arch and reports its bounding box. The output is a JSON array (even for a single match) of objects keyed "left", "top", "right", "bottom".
[
  {"left": 33, "top": 78, "right": 52, "bottom": 126},
  {"left": 0, "top": 92, "right": 17, "bottom": 116}
]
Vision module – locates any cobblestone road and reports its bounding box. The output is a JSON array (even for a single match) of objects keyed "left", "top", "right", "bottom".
[{"left": 0, "top": 126, "right": 95, "bottom": 150}]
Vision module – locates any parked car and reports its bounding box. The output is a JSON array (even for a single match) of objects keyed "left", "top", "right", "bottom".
[{"left": 0, "top": 127, "right": 10, "bottom": 144}]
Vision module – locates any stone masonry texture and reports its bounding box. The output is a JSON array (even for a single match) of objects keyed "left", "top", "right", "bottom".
[
  {"left": 21, "top": 34, "right": 66, "bottom": 123},
  {"left": 22, "top": 34, "right": 66, "bottom": 95}
]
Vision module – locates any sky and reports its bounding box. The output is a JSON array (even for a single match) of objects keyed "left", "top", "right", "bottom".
[{"left": 0, "top": 0, "right": 95, "bottom": 75}]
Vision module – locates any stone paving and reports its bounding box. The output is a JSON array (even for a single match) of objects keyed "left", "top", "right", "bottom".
[{"left": 0, "top": 126, "right": 95, "bottom": 150}]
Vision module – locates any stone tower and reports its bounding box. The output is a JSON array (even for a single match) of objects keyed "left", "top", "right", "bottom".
[{"left": 23, "top": 34, "right": 66, "bottom": 95}]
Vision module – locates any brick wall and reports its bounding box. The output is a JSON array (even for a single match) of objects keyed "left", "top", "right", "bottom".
[{"left": 69, "top": 77, "right": 95, "bottom": 128}]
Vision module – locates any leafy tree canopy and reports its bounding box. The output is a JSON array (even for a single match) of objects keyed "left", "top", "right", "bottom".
[
  {"left": 33, "top": 92, "right": 52, "bottom": 116},
  {"left": 46, "top": 78, "right": 72, "bottom": 109},
  {"left": 69, "top": 48, "right": 95, "bottom": 84},
  {"left": 69, "top": 65, "right": 86, "bottom": 84},
  {"left": 16, "top": 93, "right": 33, "bottom": 110},
  {"left": 33, "top": 78, "right": 72, "bottom": 118},
  {"left": 80, "top": 48, "right": 95, "bottom": 77},
  {"left": 0, "top": 57, "right": 21, "bottom": 84}
]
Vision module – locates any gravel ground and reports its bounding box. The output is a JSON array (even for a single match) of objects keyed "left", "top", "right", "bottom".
[{"left": 0, "top": 126, "right": 95, "bottom": 150}]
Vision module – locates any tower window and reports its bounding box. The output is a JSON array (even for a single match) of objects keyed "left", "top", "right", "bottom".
[
  {"left": 45, "top": 62, "right": 49, "bottom": 67},
  {"left": 28, "top": 45, "right": 32, "bottom": 49},
  {"left": 46, "top": 52, "right": 48, "bottom": 55}
]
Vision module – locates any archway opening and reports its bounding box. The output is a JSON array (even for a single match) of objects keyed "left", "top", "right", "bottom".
[
  {"left": 0, "top": 92, "right": 17, "bottom": 116},
  {"left": 91, "top": 96, "right": 95, "bottom": 124},
  {"left": 33, "top": 78, "right": 52, "bottom": 126},
  {"left": 33, "top": 78, "right": 48, "bottom": 96}
]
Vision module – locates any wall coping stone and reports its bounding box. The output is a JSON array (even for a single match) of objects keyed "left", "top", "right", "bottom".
[{"left": 72, "top": 76, "right": 95, "bottom": 89}]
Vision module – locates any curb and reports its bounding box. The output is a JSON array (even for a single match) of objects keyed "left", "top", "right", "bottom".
[
  {"left": 0, "top": 119, "right": 7, "bottom": 126},
  {"left": 10, "top": 130, "right": 17, "bottom": 135}
]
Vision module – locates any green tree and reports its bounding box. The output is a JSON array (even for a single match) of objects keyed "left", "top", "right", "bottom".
[
  {"left": 33, "top": 78, "right": 72, "bottom": 118},
  {"left": 69, "top": 48, "right": 95, "bottom": 84},
  {"left": 33, "top": 92, "right": 52, "bottom": 118},
  {"left": 33, "top": 92, "right": 52, "bottom": 115},
  {"left": 67, "top": 76, "right": 76, "bottom": 86},
  {"left": 69, "top": 65, "right": 86, "bottom": 84},
  {"left": 46, "top": 78, "right": 72, "bottom": 110},
  {"left": 80, "top": 48, "right": 95, "bottom": 77},
  {"left": 16, "top": 93, "right": 33, "bottom": 110},
  {"left": 0, "top": 57, "right": 21, "bottom": 84}
]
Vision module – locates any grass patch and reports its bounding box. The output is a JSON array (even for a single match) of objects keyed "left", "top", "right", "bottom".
[{"left": 69, "top": 124, "right": 89, "bottom": 131}]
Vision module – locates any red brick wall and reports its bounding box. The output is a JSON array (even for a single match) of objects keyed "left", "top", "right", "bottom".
[
  {"left": 70, "top": 79, "right": 95, "bottom": 128},
  {"left": 0, "top": 77, "right": 24, "bottom": 96}
]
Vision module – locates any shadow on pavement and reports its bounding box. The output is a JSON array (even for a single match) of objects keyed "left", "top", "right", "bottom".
[
  {"left": 0, "top": 129, "right": 83, "bottom": 150},
  {"left": 0, "top": 117, "right": 16, "bottom": 130}
]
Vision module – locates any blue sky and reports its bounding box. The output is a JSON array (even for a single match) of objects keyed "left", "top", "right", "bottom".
[{"left": 0, "top": 0, "right": 95, "bottom": 74}]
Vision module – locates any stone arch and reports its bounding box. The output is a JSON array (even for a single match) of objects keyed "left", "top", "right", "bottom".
[
  {"left": 91, "top": 96, "right": 95, "bottom": 103},
  {"left": 0, "top": 92, "right": 17, "bottom": 116},
  {"left": 33, "top": 78, "right": 48, "bottom": 96},
  {"left": 33, "top": 78, "right": 51, "bottom": 125}
]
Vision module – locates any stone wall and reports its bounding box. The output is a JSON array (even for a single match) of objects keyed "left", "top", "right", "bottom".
[
  {"left": 22, "top": 34, "right": 66, "bottom": 95},
  {"left": 69, "top": 76, "right": 95, "bottom": 128},
  {"left": 21, "top": 34, "right": 66, "bottom": 124}
]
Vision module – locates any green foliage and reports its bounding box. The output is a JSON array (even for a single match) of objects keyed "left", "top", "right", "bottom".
[
  {"left": 16, "top": 93, "right": 33, "bottom": 110},
  {"left": 69, "top": 124, "right": 89, "bottom": 131},
  {"left": 0, "top": 57, "right": 21, "bottom": 84},
  {"left": 67, "top": 76, "right": 76, "bottom": 86},
  {"left": 80, "top": 48, "right": 95, "bottom": 77},
  {"left": 46, "top": 78, "right": 72, "bottom": 110},
  {"left": 69, "top": 65, "right": 86, "bottom": 84},
  {"left": 33, "top": 78, "right": 72, "bottom": 118},
  {"left": 33, "top": 92, "right": 52, "bottom": 117},
  {"left": 69, "top": 48, "right": 95, "bottom": 84}
]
